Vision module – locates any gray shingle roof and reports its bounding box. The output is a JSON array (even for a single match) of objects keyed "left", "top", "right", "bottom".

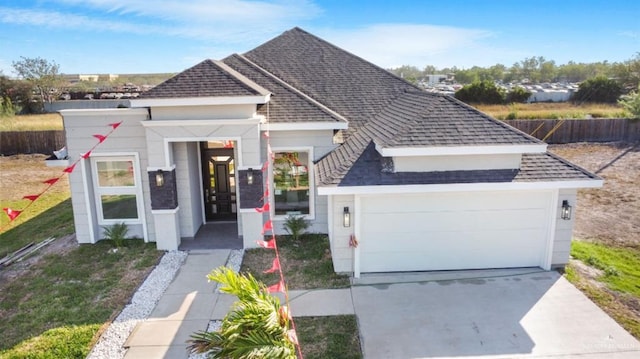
[
  {"left": 222, "top": 54, "right": 346, "bottom": 124},
  {"left": 362, "top": 90, "right": 540, "bottom": 148},
  {"left": 244, "top": 27, "right": 418, "bottom": 134},
  {"left": 318, "top": 142, "right": 599, "bottom": 187},
  {"left": 140, "top": 59, "right": 267, "bottom": 99}
]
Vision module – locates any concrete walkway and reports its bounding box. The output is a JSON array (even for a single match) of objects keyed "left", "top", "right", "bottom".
[
  {"left": 123, "top": 250, "right": 640, "bottom": 359},
  {"left": 123, "top": 249, "right": 352, "bottom": 359}
]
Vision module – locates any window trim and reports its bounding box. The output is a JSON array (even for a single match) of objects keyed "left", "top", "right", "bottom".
[
  {"left": 90, "top": 154, "right": 145, "bottom": 225},
  {"left": 270, "top": 146, "right": 315, "bottom": 220}
]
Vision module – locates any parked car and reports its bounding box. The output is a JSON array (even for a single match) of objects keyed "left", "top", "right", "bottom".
[
  {"left": 59, "top": 93, "right": 71, "bottom": 100},
  {"left": 84, "top": 94, "right": 94, "bottom": 100}
]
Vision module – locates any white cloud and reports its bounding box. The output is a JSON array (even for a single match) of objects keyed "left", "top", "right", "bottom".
[
  {"left": 0, "top": 1, "right": 320, "bottom": 43},
  {"left": 317, "top": 24, "right": 525, "bottom": 69}
]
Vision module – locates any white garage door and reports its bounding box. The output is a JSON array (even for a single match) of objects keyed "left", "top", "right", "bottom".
[{"left": 359, "top": 191, "right": 551, "bottom": 272}]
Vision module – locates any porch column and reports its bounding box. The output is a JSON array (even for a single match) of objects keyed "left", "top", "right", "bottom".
[{"left": 148, "top": 166, "right": 181, "bottom": 250}]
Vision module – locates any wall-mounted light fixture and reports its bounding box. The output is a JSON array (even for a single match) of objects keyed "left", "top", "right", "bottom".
[
  {"left": 343, "top": 206, "right": 351, "bottom": 227},
  {"left": 247, "top": 168, "right": 254, "bottom": 185},
  {"left": 155, "top": 169, "right": 165, "bottom": 187},
  {"left": 561, "top": 200, "right": 572, "bottom": 220}
]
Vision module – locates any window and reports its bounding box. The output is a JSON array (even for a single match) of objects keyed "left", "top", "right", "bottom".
[
  {"left": 273, "top": 150, "right": 312, "bottom": 216},
  {"left": 92, "top": 156, "right": 142, "bottom": 223}
]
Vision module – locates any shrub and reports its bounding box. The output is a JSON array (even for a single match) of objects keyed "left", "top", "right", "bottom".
[
  {"left": 573, "top": 76, "right": 623, "bottom": 103},
  {"left": 455, "top": 80, "right": 506, "bottom": 104},
  {"left": 282, "top": 215, "right": 310, "bottom": 241},
  {"left": 102, "top": 222, "right": 128, "bottom": 248},
  {"left": 618, "top": 85, "right": 640, "bottom": 118},
  {"left": 506, "top": 86, "right": 532, "bottom": 103}
]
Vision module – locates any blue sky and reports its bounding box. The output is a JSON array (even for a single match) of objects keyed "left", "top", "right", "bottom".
[{"left": 1, "top": 0, "right": 638, "bottom": 76}]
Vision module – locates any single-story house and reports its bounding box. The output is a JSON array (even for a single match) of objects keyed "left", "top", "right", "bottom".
[{"left": 60, "top": 28, "right": 602, "bottom": 276}]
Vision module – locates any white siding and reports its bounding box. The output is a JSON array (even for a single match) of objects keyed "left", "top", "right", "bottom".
[
  {"left": 150, "top": 104, "right": 256, "bottom": 120},
  {"left": 358, "top": 191, "right": 552, "bottom": 273},
  {"left": 328, "top": 195, "right": 355, "bottom": 273},
  {"left": 393, "top": 153, "right": 521, "bottom": 172},
  {"left": 61, "top": 109, "right": 151, "bottom": 243},
  {"left": 174, "top": 142, "right": 204, "bottom": 237},
  {"left": 268, "top": 130, "right": 338, "bottom": 234},
  {"left": 552, "top": 188, "right": 578, "bottom": 267}
]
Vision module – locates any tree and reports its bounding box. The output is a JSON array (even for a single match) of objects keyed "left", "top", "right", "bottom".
[
  {"left": 506, "top": 86, "right": 532, "bottom": 103},
  {"left": 454, "top": 80, "right": 505, "bottom": 104},
  {"left": 187, "top": 267, "right": 297, "bottom": 358},
  {"left": 11, "top": 56, "right": 64, "bottom": 106},
  {"left": 572, "top": 76, "right": 623, "bottom": 103},
  {"left": 618, "top": 85, "right": 640, "bottom": 118}
]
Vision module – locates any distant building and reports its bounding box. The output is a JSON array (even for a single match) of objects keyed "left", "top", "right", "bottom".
[{"left": 63, "top": 74, "right": 119, "bottom": 83}]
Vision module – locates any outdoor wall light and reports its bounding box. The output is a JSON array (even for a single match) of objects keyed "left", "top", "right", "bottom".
[
  {"left": 343, "top": 206, "right": 351, "bottom": 227},
  {"left": 155, "top": 169, "right": 165, "bottom": 187},
  {"left": 561, "top": 200, "right": 572, "bottom": 220},
  {"left": 247, "top": 168, "right": 254, "bottom": 185}
]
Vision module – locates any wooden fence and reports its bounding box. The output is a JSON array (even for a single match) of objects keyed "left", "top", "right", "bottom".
[
  {"left": 0, "top": 131, "right": 66, "bottom": 156},
  {"left": 0, "top": 118, "right": 638, "bottom": 155},
  {"left": 506, "top": 118, "right": 640, "bottom": 144}
]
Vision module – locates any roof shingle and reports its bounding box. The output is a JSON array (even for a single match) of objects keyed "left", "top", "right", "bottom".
[{"left": 140, "top": 59, "right": 266, "bottom": 99}]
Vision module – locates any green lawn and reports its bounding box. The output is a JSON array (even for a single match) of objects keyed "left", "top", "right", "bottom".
[
  {"left": 565, "top": 241, "right": 640, "bottom": 339},
  {"left": 240, "top": 233, "right": 351, "bottom": 290},
  {"left": 0, "top": 240, "right": 163, "bottom": 357}
]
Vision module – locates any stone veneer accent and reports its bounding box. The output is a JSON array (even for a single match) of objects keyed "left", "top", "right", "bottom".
[{"left": 149, "top": 169, "right": 178, "bottom": 210}]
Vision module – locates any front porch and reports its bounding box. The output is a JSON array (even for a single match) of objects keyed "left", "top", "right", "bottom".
[{"left": 179, "top": 222, "right": 242, "bottom": 250}]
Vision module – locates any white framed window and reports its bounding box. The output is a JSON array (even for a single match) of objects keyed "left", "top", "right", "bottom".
[
  {"left": 91, "top": 155, "right": 144, "bottom": 224},
  {"left": 271, "top": 147, "right": 314, "bottom": 219}
]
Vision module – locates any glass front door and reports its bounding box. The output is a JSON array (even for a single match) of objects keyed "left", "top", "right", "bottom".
[{"left": 201, "top": 146, "right": 236, "bottom": 221}]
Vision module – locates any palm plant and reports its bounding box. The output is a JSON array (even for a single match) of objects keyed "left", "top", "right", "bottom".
[
  {"left": 102, "top": 222, "right": 128, "bottom": 248},
  {"left": 283, "top": 215, "right": 309, "bottom": 242},
  {"left": 187, "top": 267, "right": 297, "bottom": 358}
]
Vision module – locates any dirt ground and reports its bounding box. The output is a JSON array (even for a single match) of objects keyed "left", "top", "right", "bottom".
[{"left": 548, "top": 142, "right": 640, "bottom": 248}]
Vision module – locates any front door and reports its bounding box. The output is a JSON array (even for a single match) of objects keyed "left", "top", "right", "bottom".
[{"left": 202, "top": 148, "right": 236, "bottom": 221}]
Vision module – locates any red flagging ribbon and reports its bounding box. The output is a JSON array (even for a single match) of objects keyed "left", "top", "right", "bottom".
[
  {"left": 108, "top": 121, "right": 122, "bottom": 129},
  {"left": 23, "top": 195, "right": 40, "bottom": 202},
  {"left": 63, "top": 163, "right": 76, "bottom": 173},
  {"left": 3, "top": 208, "right": 22, "bottom": 221},
  {"left": 261, "top": 161, "right": 269, "bottom": 172},
  {"left": 267, "top": 280, "right": 285, "bottom": 294},
  {"left": 263, "top": 257, "right": 281, "bottom": 274},
  {"left": 81, "top": 151, "right": 92, "bottom": 159},
  {"left": 261, "top": 220, "right": 273, "bottom": 235},
  {"left": 43, "top": 178, "right": 59, "bottom": 185},
  {"left": 93, "top": 134, "right": 107, "bottom": 143},
  {"left": 255, "top": 202, "right": 270, "bottom": 213},
  {"left": 257, "top": 239, "right": 276, "bottom": 249}
]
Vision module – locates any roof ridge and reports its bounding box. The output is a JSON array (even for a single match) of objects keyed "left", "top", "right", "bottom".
[
  {"left": 231, "top": 53, "right": 348, "bottom": 123},
  {"left": 211, "top": 60, "right": 270, "bottom": 97},
  {"left": 279, "top": 27, "right": 426, "bottom": 93}
]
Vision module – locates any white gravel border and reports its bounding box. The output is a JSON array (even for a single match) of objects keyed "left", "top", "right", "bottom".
[{"left": 87, "top": 249, "right": 244, "bottom": 359}]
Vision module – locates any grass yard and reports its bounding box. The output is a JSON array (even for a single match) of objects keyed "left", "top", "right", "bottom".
[
  {"left": 0, "top": 113, "right": 63, "bottom": 131},
  {"left": 0, "top": 154, "right": 73, "bottom": 256},
  {"left": 296, "top": 316, "right": 362, "bottom": 359},
  {"left": 0, "top": 239, "right": 163, "bottom": 357},
  {"left": 550, "top": 143, "right": 640, "bottom": 340},
  {"left": 240, "top": 233, "right": 351, "bottom": 290},
  {"left": 565, "top": 241, "right": 640, "bottom": 338},
  {"left": 0, "top": 154, "right": 164, "bottom": 358},
  {"left": 241, "top": 234, "right": 361, "bottom": 358},
  {"left": 475, "top": 102, "right": 626, "bottom": 120}
]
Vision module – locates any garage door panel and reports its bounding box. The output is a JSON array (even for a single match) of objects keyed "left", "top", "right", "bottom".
[
  {"left": 361, "top": 192, "right": 548, "bottom": 213},
  {"left": 358, "top": 191, "right": 551, "bottom": 273},
  {"left": 361, "top": 209, "right": 547, "bottom": 234},
  {"left": 360, "top": 229, "right": 546, "bottom": 253}
]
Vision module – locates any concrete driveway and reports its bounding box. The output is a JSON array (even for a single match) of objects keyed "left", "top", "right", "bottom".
[{"left": 351, "top": 269, "right": 640, "bottom": 359}]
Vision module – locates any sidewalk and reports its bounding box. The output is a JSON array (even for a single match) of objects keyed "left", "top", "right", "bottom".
[{"left": 123, "top": 249, "right": 353, "bottom": 359}]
